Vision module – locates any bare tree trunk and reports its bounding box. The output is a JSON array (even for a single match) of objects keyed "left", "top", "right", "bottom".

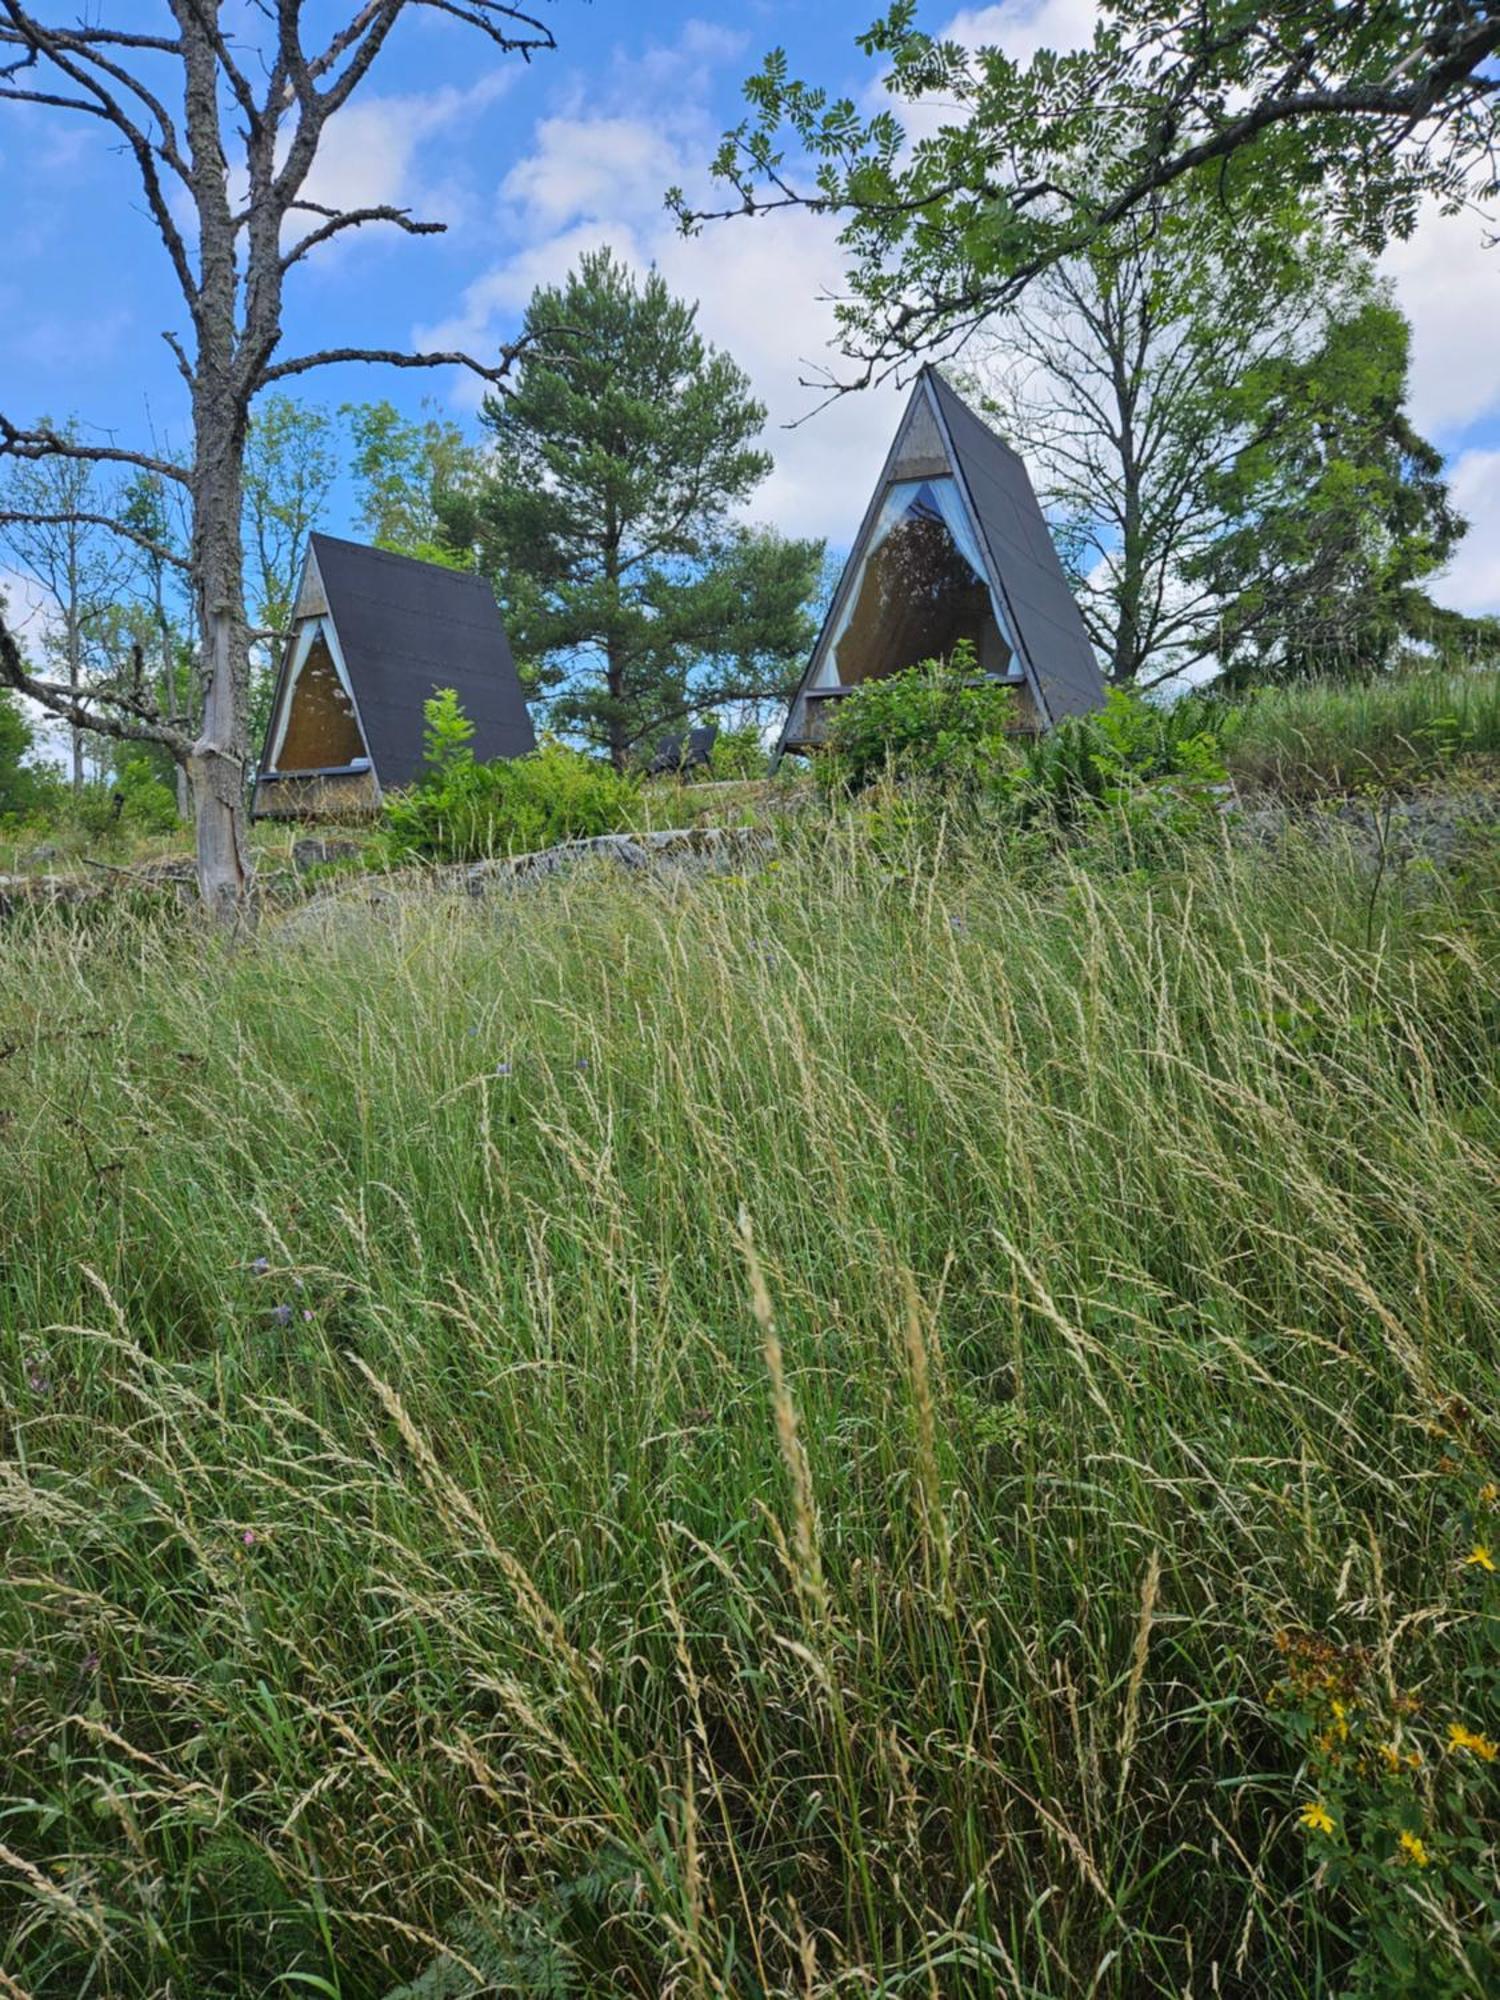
[{"left": 67, "top": 612, "right": 83, "bottom": 791}]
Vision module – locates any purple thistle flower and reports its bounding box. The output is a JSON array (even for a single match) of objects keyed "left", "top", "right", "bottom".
[
  {"left": 271, "top": 1303, "right": 293, "bottom": 1327},
  {"left": 495, "top": 1062, "right": 512, "bottom": 1077},
  {"left": 250, "top": 1257, "right": 271, "bottom": 1276}
]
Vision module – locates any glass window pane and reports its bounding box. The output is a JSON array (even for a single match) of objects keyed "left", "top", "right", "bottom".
[
  {"left": 831, "top": 480, "right": 1014, "bottom": 686},
  {"left": 276, "top": 630, "right": 366, "bottom": 771}
]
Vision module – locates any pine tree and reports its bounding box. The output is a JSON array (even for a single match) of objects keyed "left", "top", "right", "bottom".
[{"left": 455, "top": 248, "right": 823, "bottom": 767}]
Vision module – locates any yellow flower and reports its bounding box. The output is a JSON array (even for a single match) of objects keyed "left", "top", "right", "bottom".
[
  {"left": 1479, "top": 1482, "right": 1499, "bottom": 1505},
  {"left": 1330, "top": 1698, "right": 1352, "bottom": 1740},
  {"left": 1446, "top": 1722, "right": 1498, "bottom": 1762},
  {"left": 1397, "top": 1829, "right": 1431, "bottom": 1868},
  {"left": 1462, "top": 1543, "right": 1496, "bottom": 1572},
  {"left": 1299, "top": 1801, "right": 1336, "bottom": 1836}
]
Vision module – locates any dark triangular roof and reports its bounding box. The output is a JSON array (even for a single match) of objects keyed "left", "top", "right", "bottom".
[
  {"left": 924, "top": 371, "right": 1104, "bottom": 723},
  {"left": 778, "top": 368, "right": 1104, "bottom": 754},
  {"left": 263, "top": 535, "right": 535, "bottom": 790}
]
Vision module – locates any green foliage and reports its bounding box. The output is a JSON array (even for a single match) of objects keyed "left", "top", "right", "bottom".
[
  {"left": 242, "top": 394, "right": 340, "bottom": 639},
  {"left": 461, "top": 247, "right": 823, "bottom": 766},
  {"left": 821, "top": 660, "right": 1227, "bottom": 849},
  {"left": 420, "top": 686, "right": 477, "bottom": 776},
  {"left": 1270, "top": 1504, "right": 1499, "bottom": 1997},
  {"left": 345, "top": 399, "right": 481, "bottom": 559},
  {"left": 706, "top": 718, "right": 771, "bottom": 780},
  {"left": 115, "top": 754, "right": 181, "bottom": 832},
  {"left": 1218, "top": 667, "right": 1500, "bottom": 797},
  {"left": 1191, "top": 297, "right": 1472, "bottom": 682},
  {"left": 1019, "top": 687, "right": 1227, "bottom": 820},
  {"left": 684, "top": 6, "right": 1499, "bottom": 377},
  {"left": 0, "top": 685, "right": 44, "bottom": 820},
  {"left": 820, "top": 646, "right": 1019, "bottom": 790},
  {"left": 2, "top": 810, "right": 1498, "bottom": 1995},
  {"left": 383, "top": 739, "right": 639, "bottom": 864}
]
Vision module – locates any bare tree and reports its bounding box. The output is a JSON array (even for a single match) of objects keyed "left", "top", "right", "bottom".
[
  {"left": 0, "top": 2, "right": 555, "bottom": 917},
  {"left": 967, "top": 204, "right": 1365, "bottom": 690}
]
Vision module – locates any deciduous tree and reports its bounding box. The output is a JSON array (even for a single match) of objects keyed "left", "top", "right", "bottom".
[
  {"left": 0, "top": 430, "right": 135, "bottom": 790},
  {"left": 346, "top": 399, "right": 483, "bottom": 562},
  {"left": 969, "top": 198, "right": 1364, "bottom": 687},
  {"left": 1188, "top": 295, "right": 1475, "bottom": 681}
]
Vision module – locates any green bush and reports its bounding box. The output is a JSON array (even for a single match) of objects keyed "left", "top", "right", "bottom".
[
  {"left": 384, "top": 729, "right": 639, "bottom": 864},
  {"left": 116, "top": 755, "right": 181, "bottom": 833},
  {"left": 1019, "top": 687, "right": 1227, "bottom": 822},
  {"left": 706, "top": 719, "right": 771, "bottom": 781},
  {"left": 820, "top": 646, "right": 1020, "bottom": 792}
]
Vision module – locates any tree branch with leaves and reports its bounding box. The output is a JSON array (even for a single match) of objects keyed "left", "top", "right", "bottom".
[{"left": 674, "top": 2, "right": 1500, "bottom": 391}]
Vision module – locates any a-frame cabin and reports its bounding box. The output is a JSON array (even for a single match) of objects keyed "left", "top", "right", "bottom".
[
  {"left": 252, "top": 534, "right": 535, "bottom": 821},
  {"left": 778, "top": 366, "right": 1105, "bottom": 755}
]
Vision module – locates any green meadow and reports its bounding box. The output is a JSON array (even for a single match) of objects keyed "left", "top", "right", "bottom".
[{"left": 3, "top": 687, "right": 1498, "bottom": 1995}]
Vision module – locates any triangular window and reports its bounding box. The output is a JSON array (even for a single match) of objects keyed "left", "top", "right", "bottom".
[
  {"left": 822, "top": 478, "right": 1018, "bottom": 689},
  {"left": 268, "top": 622, "right": 370, "bottom": 773}
]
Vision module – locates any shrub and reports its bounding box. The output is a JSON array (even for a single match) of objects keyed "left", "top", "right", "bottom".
[
  {"left": 116, "top": 755, "right": 181, "bottom": 833},
  {"left": 819, "top": 645, "right": 1020, "bottom": 792},
  {"left": 706, "top": 719, "right": 771, "bottom": 781},
  {"left": 384, "top": 732, "right": 638, "bottom": 864},
  {"left": 1018, "top": 687, "right": 1227, "bottom": 823}
]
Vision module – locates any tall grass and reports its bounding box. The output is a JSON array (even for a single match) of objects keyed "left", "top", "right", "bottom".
[
  {"left": 2, "top": 810, "right": 1497, "bottom": 1997},
  {"left": 1220, "top": 667, "right": 1500, "bottom": 796}
]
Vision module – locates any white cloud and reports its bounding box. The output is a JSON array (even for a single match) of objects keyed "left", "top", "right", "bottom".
[
  {"left": 417, "top": 24, "right": 909, "bottom": 545},
  {"left": 1434, "top": 448, "right": 1500, "bottom": 616},
  {"left": 943, "top": 1, "right": 1098, "bottom": 62},
  {"left": 282, "top": 70, "right": 517, "bottom": 252},
  {"left": 1381, "top": 202, "right": 1500, "bottom": 440},
  {"left": 502, "top": 117, "right": 684, "bottom": 231}
]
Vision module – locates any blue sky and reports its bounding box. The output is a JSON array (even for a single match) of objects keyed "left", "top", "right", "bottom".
[{"left": 2, "top": 0, "right": 1498, "bottom": 621}]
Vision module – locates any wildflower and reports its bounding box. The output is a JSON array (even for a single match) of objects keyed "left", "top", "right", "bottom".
[
  {"left": 1480, "top": 1482, "right": 1499, "bottom": 1505},
  {"left": 1446, "top": 1722, "right": 1497, "bottom": 1761},
  {"left": 1396, "top": 1829, "right": 1430, "bottom": 1868},
  {"left": 495, "top": 1062, "right": 512, "bottom": 1077},
  {"left": 1462, "top": 1543, "right": 1496, "bottom": 1572},
  {"left": 1298, "top": 1801, "right": 1336, "bottom": 1836},
  {"left": 1376, "top": 1740, "right": 1420, "bottom": 1773},
  {"left": 25, "top": 1367, "right": 51, "bottom": 1395},
  {"left": 241, "top": 1529, "right": 256, "bottom": 1548},
  {"left": 271, "top": 1303, "right": 293, "bottom": 1327},
  {"left": 249, "top": 1256, "right": 270, "bottom": 1276},
  {"left": 1330, "top": 1698, "right": 1352, "bottom": 1740},
  {"left": 576, "top": 1057, "right": 590, "bottom": 1072},
  {"left": 303, "top": 1308, "right": 314, "bottom": 1321}
]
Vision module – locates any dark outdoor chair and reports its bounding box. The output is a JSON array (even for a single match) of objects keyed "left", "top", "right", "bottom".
[{"left": 646, "top": 724, "right": 718, "bottom": 777}]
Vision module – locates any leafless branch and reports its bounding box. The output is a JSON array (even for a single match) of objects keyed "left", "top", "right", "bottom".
[
  {"left": 0, "top": 510, "right": 189, "bottom": 570},
  {"left": 0, "top": 418, "right": 190, "bottom": 488},
  {"left": 256, "top": 342, "right": 524, "bottom": 390},
  {"left": 279, "top": 202, "right": 445, "bottom": 272},
  {"left": 0, "top": 605, "right": 193, "bottom": 759}
]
